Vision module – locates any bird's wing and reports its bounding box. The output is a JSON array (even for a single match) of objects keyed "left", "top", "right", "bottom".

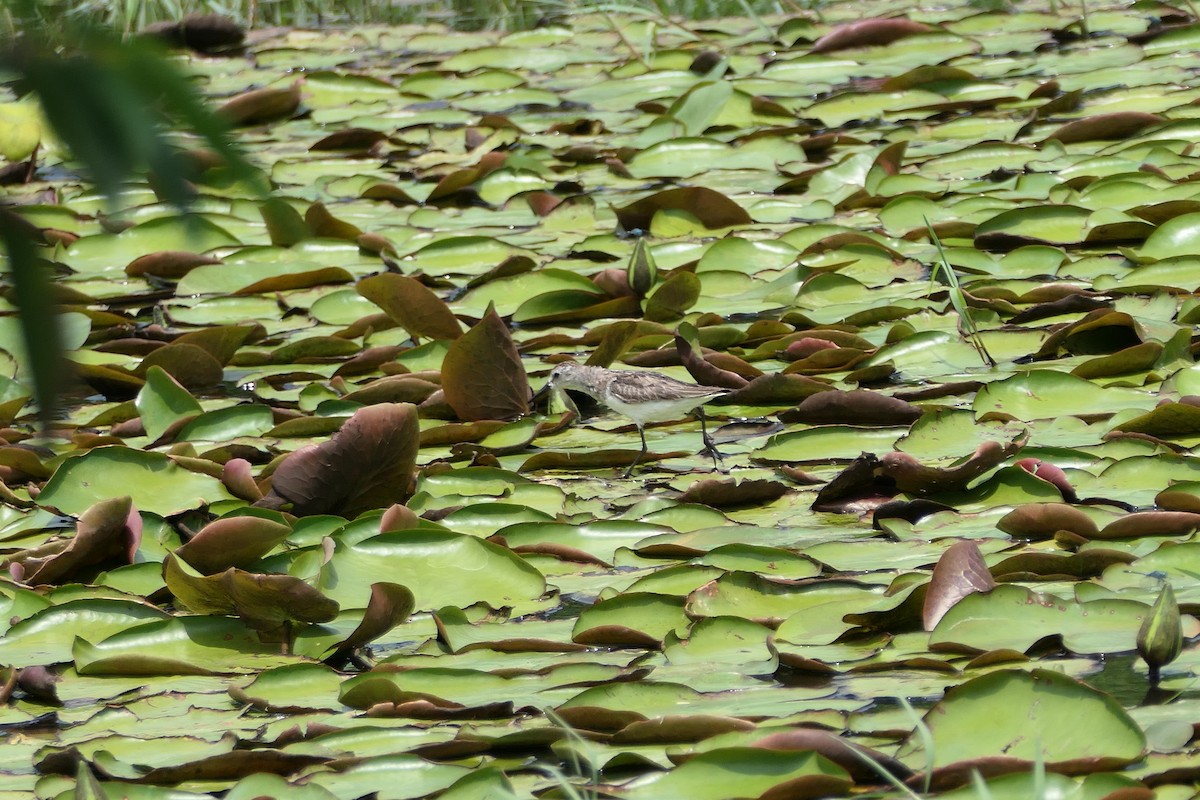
[{"left": 608, "top": 371, "right": 728, "bottom": 403}]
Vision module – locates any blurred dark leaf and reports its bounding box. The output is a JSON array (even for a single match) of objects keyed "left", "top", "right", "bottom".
[
  {"left": 0, "top": 19, "right": 263, "bottom": 428},
  {"left": 0, "top": 211, "right": 65, "bottom": 428}
]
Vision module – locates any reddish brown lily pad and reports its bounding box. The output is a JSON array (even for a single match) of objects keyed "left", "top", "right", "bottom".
[
  {"left": 324, "top": 582, "right": 415, "bottom": 666},
  {"left": 997, "top": 503, "right": 1099, "bottom": 540},
  {"left": 216, "top": 81, "right": 302, "bottom": 126},
  {"left": 174, "top": 516, "right": 292, "bottom": 574},
  {"left": 1043, "top": 112, "right": 1163, "bottom": 144},
  {"left": 441, "top": 306, "right": 529, "bottom": 421},
  {"left": 255, "top": 402, "right": 420, "bottom": 517},
  {"left": 10, "top": 496, "right": 140, "bottom": 585},
  {"left": 780, "top": 390, "right": 922, "bottom": 426},
  {"left": 357, "top": 274, "right": 463, "bottom": 341},
  {"left": 923, "top": 540, "right": 996, "bottom": 631},
  {"left": 125, "top": 251, "right": 220, "bottom": 279},
  {"left": 614, "top": 187, "right": 751, "bottom": 232},
  {"left": 677, "top": 478, "right": 789, "bottom": 509},
  {"left": 811, "top": 18, "right": 934, "bottom": 53}
]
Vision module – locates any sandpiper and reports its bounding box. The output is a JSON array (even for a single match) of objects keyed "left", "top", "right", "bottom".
[{"left": 546, "top": 361, "right": 730, "bottom": 477}]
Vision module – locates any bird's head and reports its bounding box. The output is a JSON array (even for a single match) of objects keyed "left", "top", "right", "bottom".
[{"left": 547, "top": 361, "right": 585, "bottom": 389}]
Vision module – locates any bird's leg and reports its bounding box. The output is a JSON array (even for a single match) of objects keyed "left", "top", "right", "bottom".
[
  {"left": 696, "top": 407, "right": 725, "bottom": 471},
  {"left": 623, "top": 425, "right": 648, "bottom": 478}
]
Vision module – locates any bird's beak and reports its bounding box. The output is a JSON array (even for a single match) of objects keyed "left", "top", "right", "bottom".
[
  {"left": 530, "top": 379, "right": 554, "bottom": 408},
  {"left": 530, "top": 380, "right": 582, "bottom": 418}
]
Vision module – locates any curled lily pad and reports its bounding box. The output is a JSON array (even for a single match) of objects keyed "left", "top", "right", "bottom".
[
  {"left": 1043, "top": 112, "right": 1163, "bottom": 144},
  {"left": 164, "top": 553, "right": 339, "bottom": 634},
  {"left": 614, "top": 187, "right": 751, "bottom": 232},
  {"left": 255, "top": 402, "right": 419, "bottom": 517},
  {"left": 11, "top": 496, "right": 140, "bottom": 586},
  {"left": 811, "top": 17, "right": 933, "bottom": 53},
  {"left": 216, "top": 80, "right": 302, "bottom": 126},
  {"left": 173, "top": 514, "right": 292, "bottom": 574},
  {"left": 922, "top": 540, "right": 995, "bottom": 631},
  {"left": 323, "top": 582, "right": 415, "bottom": 665},
  {"left": 440, "top": 306, "right": 529, "bottom": 422},
  {"left": 357, "top": 273, "right": 463, "bottom": 341}
]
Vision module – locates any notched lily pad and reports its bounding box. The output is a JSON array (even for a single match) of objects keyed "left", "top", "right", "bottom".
[
  {"left": 899, "top": 669, "right": 1145, "bottom": 791},
  {"left": 929, "top": 584, "right": 1145, "bottom": 655},
  {"left": 38, "top": 446, "right": 235, "bottom": 516},
  {"left": 572, "top": 592, "right": 688, "bottom": 647}
]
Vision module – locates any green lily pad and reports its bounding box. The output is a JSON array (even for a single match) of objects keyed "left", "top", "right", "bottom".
[
  {"left": 38, "top": 447, "right": 235, "bottom": 516},
  {"left": 930, "top": 584, "right": 1146, "bottom": 655},
  {"left": 899, "top": 669, "right": 1145, "bottom": 769},
  {"left": 322, "top": 530, "right": 546, "bottom": 611}
]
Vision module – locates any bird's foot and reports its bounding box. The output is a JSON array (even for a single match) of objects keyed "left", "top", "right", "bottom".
[{"left": 701, "top": 439, "right": 727, "bottom": 473}]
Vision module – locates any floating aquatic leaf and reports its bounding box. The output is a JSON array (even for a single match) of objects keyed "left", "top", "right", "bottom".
[
  {"left": 174, "top": 515, "right": 292, "bottom": 574},
  {"left": 898, "top": 669, "right": 1145, "bottom": 787},
  {"left": 135, "top": 365, "right": 201, "bottom": 441},
  {"left": 216, "top": 81, "right": 302, "bottom": 126},
  {"left": 811, "top": 17, "right": 934, "bottom": 53},
  {"left": 323, "top": 582, "right": 415, "bottom": 665},
  {"left": 643, "top": 270, "right": 700, "bottom": 322},
  {"left": 441, "top": 306, "right": 529, "bottom": 421},
  {"left": 922, "top": 540, "right": 995, "bottom": 631},
  {"left": 12, "top": 496, "right": 139, "bottom": 586},
  {"left": 357, "top": 274, "right": 463, "bottom": 341},
  {"left": 614, "top": 187, "right": 751, "bottom": 233},
  {"left": 38, "top": 447, "right": 234, "bottom": 516},
  {"left": 164, "top": 553, "right": 339, "bottom": 632},
  {"left": 1043, "top": 112, "right": 1163, "bottom": 144},
  {"left": 930, "top": 584, "right": 1145, "bottom": 654},
  {"left": 125, "top": 250, "right": 220, "bottom": 279},
  {"left": 256, "top": 402, "right": 419, "bottom": 517}
]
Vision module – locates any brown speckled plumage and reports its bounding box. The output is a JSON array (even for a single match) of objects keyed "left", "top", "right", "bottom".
[{"left": 547, "top": 362, "right": 728, "bottom": 476}]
